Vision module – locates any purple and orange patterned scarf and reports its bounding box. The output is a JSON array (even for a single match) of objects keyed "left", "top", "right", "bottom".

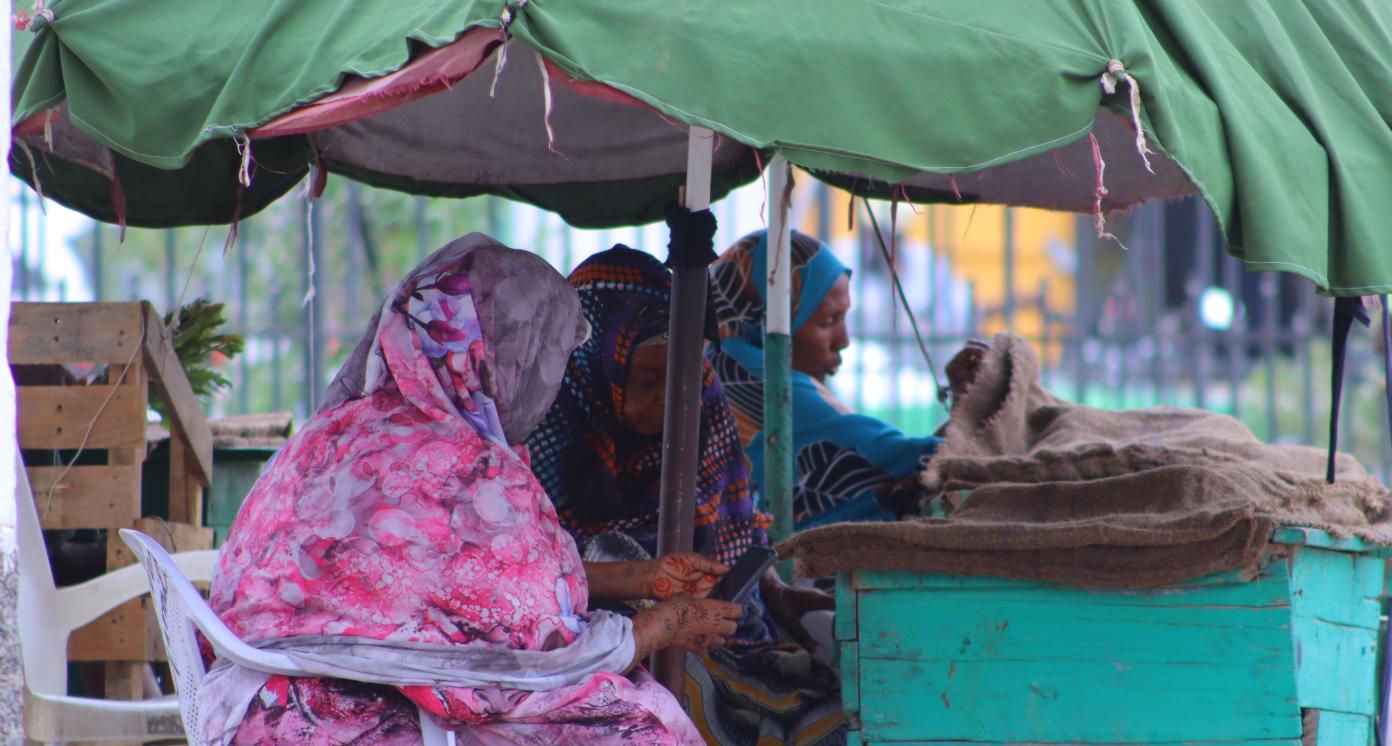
[{"left": 527, "top": 246, "right": 772, "bottom": 569}]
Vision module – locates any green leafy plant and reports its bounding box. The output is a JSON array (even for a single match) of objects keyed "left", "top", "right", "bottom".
[{"left": 151, "top": 297, "right": 245, "bottom": 419}]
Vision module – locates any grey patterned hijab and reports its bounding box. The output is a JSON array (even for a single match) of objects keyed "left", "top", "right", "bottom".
[{"left": 321, "top": 233, "right": 589, "bottom": 444}]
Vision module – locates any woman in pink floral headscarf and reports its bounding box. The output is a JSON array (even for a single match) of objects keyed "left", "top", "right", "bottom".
[{"left": 206, "top": 234, "right": 741, "bottom": 745}]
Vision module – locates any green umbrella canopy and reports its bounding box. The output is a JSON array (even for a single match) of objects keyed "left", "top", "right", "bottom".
[
  {"left": 8, "top": 0, "right": 763, "bottom": 228},
  {"left": 11, "top": 0, "right": 1392, "bottom": 294}
]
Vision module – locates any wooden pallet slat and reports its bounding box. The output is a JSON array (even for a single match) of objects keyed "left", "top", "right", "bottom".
[
  {"left": 167, "top": 428, "right": 204, "bottom": 526},
  {"left": 17, "top": 384, "right": 147, "bottom": 450},
  {"left": 141, "top": 302, "right": 213, "bottom": 487},
  {"left": 106, "top": 518, "right": 213, "bottom": 570},
  {"left": 103, "top": 662, "right": 151, "bottom": 703},
  {"left": 68, "top": 598, "right": 163, "bottom": 663},
  {"left": 69, "top": 519, "right": 213, "bottom": 664},
  {"left": 8, "top": 302, "right": 145, "bottom": 365},
  {"left": 25, "top": 466, "right": 141, "bottom": 530},
  {"left": 12, "top": 301, "right": 216, "bottom": 706}
]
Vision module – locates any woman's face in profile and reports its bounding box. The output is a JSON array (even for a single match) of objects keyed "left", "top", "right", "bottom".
[
  {"left": 622, "top": 344, "right": 668, "bottom": 436},
  {"left": 792, "top": 274, "right": 852, "bottom": 382}
]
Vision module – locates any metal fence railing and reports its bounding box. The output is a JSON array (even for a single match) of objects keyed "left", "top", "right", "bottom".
[
  {"left": 12, "top": 186, "right": 1387, "bottom": 483},
  {"left": 828, "top": 196, "right": 1387, "bottom": 484}
]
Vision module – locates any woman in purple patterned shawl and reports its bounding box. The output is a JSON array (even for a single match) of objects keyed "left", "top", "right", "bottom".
[{"left": 527, "top": 246, "right": 848, "bottom": 746}]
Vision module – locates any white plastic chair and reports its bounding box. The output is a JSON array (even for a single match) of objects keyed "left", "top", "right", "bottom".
[
  {"left": 119, "top": 528, "right": 456, "bottom": 746},
  {"left": 16, "top": 454, "right": 218, "bottom": 743}
]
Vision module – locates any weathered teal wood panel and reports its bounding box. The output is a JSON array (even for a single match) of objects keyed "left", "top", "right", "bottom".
[
  {"left": 1312, "top": 709, "right": 1374, "bottom": 745},
  {"left": 857, "top": 734, "right": 1302, "bottom": 740},
  {"left": 841, "top": 539, "right": 1388, "bottom": 745},
  {"left": 1272, "top": 526, "right": 1392, "bottom": 558},
  {"left": 836, "top": 573, "right": 857, "bottom": 642},
  {"left": 841, "top": 643, "right": 860, "bottom": 715},
  {"left": 1288, "top": 548, "right": 1384, "bottom": 629},
  {"left": 851, "top": 564, "right": 1286, "bottom": 599},
  {"left": 857, "top": 560, "right": 1288, "bottom": 611},
  {"left": 1292, "top": 616, "right": 1379, "bottom": 715},
  {"left": 858, "top": 590, "right": 1293, "bottom": 665},
  {"left": 857, "top": 657, "right": 1301, "bottom": 743}
]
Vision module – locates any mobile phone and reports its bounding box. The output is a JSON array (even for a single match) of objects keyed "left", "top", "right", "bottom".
[{"left": 712, "top": 546, "right": 778, "bottom": 604}]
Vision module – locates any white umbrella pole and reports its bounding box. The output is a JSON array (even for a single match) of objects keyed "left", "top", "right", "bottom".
[
  {"left": 653, "top": 126, "right": 714, "bottom": 694},
  {"left": 684, "top": 127, "right": 714, "bottom": 211},
  {"left": 764, "top": 156, "right": 794, "bottom": 563}
]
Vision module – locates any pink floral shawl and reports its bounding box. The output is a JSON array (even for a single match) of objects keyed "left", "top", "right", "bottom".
[{"left": 208, "top": 235, "right": 700, "bottom": 744}]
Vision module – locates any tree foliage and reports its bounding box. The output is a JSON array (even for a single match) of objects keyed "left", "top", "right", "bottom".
[
  {"left": 150, "top": 297, "right": 246, "bottom": 421},
  {"left": 94, "top": 178, "right": 497, "bottom": 421}
]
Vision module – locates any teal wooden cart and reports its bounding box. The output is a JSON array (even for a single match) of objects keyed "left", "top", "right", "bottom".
[{"left": 835, "top": 527, "right": 1391, "bottom": 745}]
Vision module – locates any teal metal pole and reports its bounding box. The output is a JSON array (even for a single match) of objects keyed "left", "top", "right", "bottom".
[
  {"left": 764, "top": 157, "right": 795, "bottom": 570},
  {"left": 237, "top": 223, "right": 250, "bottom": 415},
  {"left": 164, "top": 230, "right": 176, "bottom": 309}
]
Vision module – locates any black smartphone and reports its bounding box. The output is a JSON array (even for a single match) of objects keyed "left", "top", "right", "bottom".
[{"left": 712, "top": 546, "right": 778, "bottom": 604}]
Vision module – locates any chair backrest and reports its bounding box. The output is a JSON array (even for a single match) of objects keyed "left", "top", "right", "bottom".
[
  {"left": 122, "top": 530, "right": 466, "bottom": 746},
  {"left": 119, "top": 529, "right": 308, "bottom": 741},
  {"left": 15, "top": 454, "right": 68, "bottom": 697},
  {"left": 119, "top": 529, "right": 210, "bottom": 741}
]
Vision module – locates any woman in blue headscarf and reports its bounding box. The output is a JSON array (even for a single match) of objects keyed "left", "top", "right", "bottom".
[{"left": 710, "top": 229, "right": 969, "bottom": 529}]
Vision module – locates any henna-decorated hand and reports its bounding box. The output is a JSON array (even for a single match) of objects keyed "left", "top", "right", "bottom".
[
  {"left": 584, "top": 554, "right": 728, "bottom": 604},
  {"left": 656, "top": 596, "right": 744, "bottom": 651},
  {"left": 648, "top": 552, "right": 727, "bottom": 600},
  {"left": 631, "top": 596, "right": 743, "bottom": 665}
]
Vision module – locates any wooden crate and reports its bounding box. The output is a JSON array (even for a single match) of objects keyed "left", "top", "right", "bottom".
[
  {"left": 11, "top": 301, "right": 214, "bottom": 698},
  {"left": 836, "top": 527, "right": 1391, "bottom": 746}
]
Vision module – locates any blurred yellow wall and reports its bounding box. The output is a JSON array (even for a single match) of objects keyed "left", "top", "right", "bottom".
[{"left": 797, "top": 183, "right": 1077, "bottom": 360}]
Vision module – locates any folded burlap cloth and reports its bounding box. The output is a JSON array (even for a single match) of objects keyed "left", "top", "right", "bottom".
[{"left": 779, "top": 333, "right": 1392, "bottom": 587}]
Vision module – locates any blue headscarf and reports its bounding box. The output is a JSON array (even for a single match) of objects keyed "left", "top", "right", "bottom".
[
  {"left": 710, "top": 230, "right": 940, "bottom": 528},
  {"left": 733, "top": 230, "right": 852, "bottom": 339}
]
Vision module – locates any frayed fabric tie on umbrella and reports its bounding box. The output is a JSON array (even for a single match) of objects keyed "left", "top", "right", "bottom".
[
  {"left": 1089, "top": 60, "right": 1154, "bottom": 246},
  {"left": 1101, "top": 59, "right": 1155, "bottom": 174},
  {"left": 490, "top": 0, "right": 530, "bottom": 97},
  {"left": 536, "top": 49, "right": 563, "bottom": 157},
  {"left": 498, "top": 0, "right": 529, "bottom": 34},
  {"left": 1088, "top": 132, "right": 1126, "bottom": 249},
  {"left": 14, "top": 140, "right": 46, "bottom": 210},
  {"left": 234, "top": 135, "right": 254, "bottom": 187}
]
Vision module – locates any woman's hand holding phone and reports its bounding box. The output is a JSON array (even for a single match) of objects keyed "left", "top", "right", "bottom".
[{"left": 648, "top": 552, "right": 728, "bottom": 599}]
